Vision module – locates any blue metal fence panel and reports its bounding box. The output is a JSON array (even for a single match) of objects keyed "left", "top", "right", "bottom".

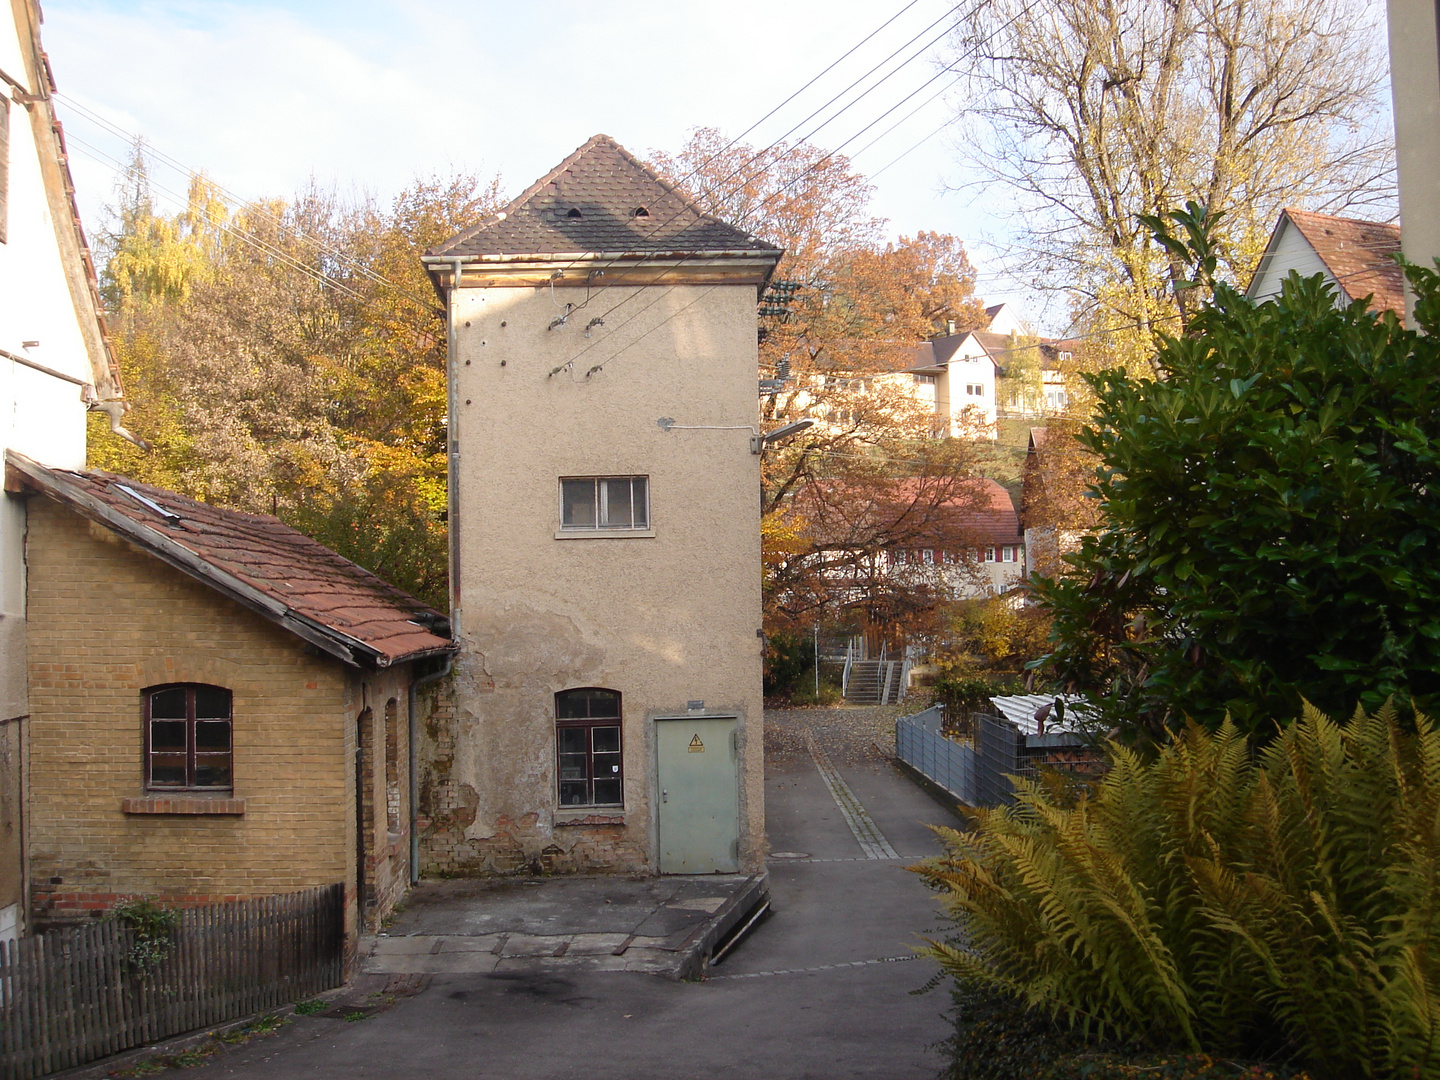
[{"left": 895, "top": 706, "right": 980, "bottom": 805}]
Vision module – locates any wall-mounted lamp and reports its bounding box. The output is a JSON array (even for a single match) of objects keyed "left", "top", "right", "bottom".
[
  {"left": 750, "top": 418, "right": 814, "bottom": 454},
  {"left": 655, "top": 416, "right": 814, "bottom": 455}
]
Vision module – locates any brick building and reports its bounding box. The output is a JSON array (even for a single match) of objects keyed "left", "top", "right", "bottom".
[{"left": 5, "top": 452, "right": 452, "bottom": 946}]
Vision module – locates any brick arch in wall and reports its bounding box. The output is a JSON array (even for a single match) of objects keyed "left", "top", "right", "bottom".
[{"left": 134, "top": 655, "right": 244, "bottom": 690}]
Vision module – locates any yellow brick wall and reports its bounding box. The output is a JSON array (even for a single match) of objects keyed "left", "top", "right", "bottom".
[{"left": 23, "top": 497, "right": 363, "bottom": 927}]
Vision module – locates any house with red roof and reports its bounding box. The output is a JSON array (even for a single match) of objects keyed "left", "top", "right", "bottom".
[
  {"left": 880, "top": 477, "right": 1025, "bottom": 597},
  {"left": 1245, "top": 208, "right": 1404, "bottom": 317},
  {"left": 4, "top": 451, "right": 452, "bottom": 948}
]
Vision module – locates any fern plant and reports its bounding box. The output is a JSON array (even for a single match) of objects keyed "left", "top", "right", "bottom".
[{"left": 914, "top": 704, "right": 1440, "bottom": 1079}]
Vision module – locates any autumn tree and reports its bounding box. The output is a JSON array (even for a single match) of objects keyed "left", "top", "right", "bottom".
[
  {"left": 90, "top": 146, "right": 501, "bottom": 608},
  {"left": 650, "top": 129, "right": 996, "bottom": 640},
  {"left": 947, "top": 0, "right": 1393, "bottom": 371}
]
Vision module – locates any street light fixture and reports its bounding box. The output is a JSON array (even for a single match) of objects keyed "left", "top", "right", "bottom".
[{"left": 750, "top": 418, "right": 815, "bottom": 454}]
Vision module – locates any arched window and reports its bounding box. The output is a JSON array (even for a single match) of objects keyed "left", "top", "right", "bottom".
[
  {"left": 144, "top": 684, "right": 233, "bottom": 791},
  {"left": 555, "top": 688, "right": 623, "bottom": 808}
]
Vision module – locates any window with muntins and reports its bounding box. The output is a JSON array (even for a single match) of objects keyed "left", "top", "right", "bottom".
[
  {"left": 555, "top": 688, "right": 623, "bottom": 807},
  {"left": 560, "top": 477, "right": 649, "bottom": 530},
  {"left": 145, "top": 684, "right": 233, "bottom": 791}
]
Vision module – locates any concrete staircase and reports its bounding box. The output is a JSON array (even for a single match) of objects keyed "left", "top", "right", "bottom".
[{"left": 843, "top": 660, "right": 907, "bottom": 705}]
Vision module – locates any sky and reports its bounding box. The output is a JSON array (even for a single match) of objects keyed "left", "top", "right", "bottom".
[{"left": 42, "top": 0, "right": 1038, "bottom": 314}]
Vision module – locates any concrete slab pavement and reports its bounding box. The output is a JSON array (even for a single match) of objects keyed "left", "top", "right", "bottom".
[
  {"left": 361, "top": 874, "right": 768, "bottom": 980},
  {"left": 90, "top": 706, "right": 964, "bottom": 1079}
]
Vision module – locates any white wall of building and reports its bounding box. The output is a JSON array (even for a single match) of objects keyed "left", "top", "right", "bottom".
[
  {"left": 1246, "top": 218, "right": 1336, "bottom": 306},
  {"left": 1388, "top": 0, "right": 1440, "bottom": 322},
  {"left": 0, "top": 1, "right": 120, "bottom": 941},
  {"left": 944, "top": 343, "right": 997, "bottom": 437}
]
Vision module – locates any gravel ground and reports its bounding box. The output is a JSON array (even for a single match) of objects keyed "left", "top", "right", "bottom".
[{"left": 763, "top": 702, "right": 928, "bottom": 769}]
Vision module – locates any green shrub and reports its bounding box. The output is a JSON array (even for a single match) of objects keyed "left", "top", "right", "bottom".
[
  {"left": 1035, "top": 265, "right": 1440, "bottom": 741},
  {"left": 764, "top": 631, "right": 816, "bottom": 699},
  {"left": 933, "top": 673, "right": 997, "bottom": 716},
  {"left": 914, "top": 704, "right": 1440, "bottom": 1079},
  {"left": 109, "top": 896, "right": 179, "bottom": 971}
]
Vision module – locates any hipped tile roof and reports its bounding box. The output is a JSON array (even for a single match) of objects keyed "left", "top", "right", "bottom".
[
  {"left": 1281, "top": 209, "right": 1403, "bottom": 316},
  {"left": 429, "top": 134, "right": 781, "bottom": 259},
  {"left": 6, "top": 452, "right": 452, "bottom": 668}
]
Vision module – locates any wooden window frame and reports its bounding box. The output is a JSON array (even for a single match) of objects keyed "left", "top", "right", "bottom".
[
  {"left": 143, "top": 684, "right": 233, "bottom": 792},
  {"left": 555, "top": 688, "right": 623, "bottom": 808}
]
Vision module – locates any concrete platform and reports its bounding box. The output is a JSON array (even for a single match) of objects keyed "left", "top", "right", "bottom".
[{"left": 359, "top": 874, "right": 768, "bottom": 981}]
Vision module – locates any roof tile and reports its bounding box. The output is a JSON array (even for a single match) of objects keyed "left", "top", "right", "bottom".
[
  {"left": 430, "top": 134, "right": 780, "bottom": 259},
  {"left": 1283, "top": 208, "right": 1403, "bottom": 316},
  {"left": 16, "top": 459, "right": 450, "bottom": 667}
]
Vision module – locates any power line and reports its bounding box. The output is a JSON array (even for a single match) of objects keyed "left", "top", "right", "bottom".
[
  {"left": 55, "top": 92, "right": 439, "bottom": 312},
  {"left": 551, "top": 0, "right": 1037, "bottom": 378},
  {"left": 65, "top": 133, "right": 370, "bottom": 303},
  {"left": 533, "top": 1, "right": 970, "bottom": 333},
  {"left": 55, "top": 1, "right": 954, "bottom": 323}
]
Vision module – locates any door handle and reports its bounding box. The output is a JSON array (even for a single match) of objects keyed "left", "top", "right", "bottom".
[{"left": 662, "top": 790, "right": 667, "bottom": 803}]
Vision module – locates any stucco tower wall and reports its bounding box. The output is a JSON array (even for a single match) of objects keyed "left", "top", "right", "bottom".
[{"left": 429, "top": 280, "right": 765, "bottom": 875}]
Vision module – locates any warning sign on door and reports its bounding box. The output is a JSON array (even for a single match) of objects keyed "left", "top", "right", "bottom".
[{"left": 688, "top": 734, "right": 705, "bottom": 753}]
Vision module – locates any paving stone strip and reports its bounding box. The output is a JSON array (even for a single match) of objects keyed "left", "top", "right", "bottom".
[
  {"left": 766, "top": 854, "right": 916, "bottom": 864},
  {"left": 804, "top": 732, "right": 901, "bottom": 859},
  {"left": 707, "top": 955, "right": 918, "bottom": 980}
]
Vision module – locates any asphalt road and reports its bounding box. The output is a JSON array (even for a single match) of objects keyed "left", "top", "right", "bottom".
[{"left": 169, "top": 706, "right": 963, "bottom": 1080}]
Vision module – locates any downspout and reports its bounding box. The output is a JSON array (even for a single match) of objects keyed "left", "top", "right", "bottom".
[
  {"left": 447, "top": 257, "right": 464, "bottom": 640},
  {"left": 408, "top": 655, "right": 453, "bottom": 885}
]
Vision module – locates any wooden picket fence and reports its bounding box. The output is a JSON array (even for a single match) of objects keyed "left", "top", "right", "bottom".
[{"left": 0, "top": 884, "right": 345, "bottom": 1080}]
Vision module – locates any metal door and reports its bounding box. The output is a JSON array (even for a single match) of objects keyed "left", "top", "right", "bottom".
[{"left": 655, "top": 717, "right": 739, "bottom": 874}]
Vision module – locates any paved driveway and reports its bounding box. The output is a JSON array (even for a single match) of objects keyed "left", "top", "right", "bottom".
[{"left": 172, "top": 707, "right": 962, "bottom": 1080}]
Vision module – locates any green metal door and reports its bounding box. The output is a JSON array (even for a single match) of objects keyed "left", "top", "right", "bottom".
[{"left": 656, "top": 717, "right": 740, "bottom": 874}]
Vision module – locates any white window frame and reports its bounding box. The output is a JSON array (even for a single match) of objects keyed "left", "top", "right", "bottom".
[{"left": 557, "top": 476, "right": 655, "bottom": 539}]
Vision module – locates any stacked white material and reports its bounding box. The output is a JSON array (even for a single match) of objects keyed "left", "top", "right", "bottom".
[{"left": 989, "top": 694, "right": 1096, "bottom": 737}]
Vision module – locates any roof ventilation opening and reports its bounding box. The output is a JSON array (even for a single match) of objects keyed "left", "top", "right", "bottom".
[
  {"left": 566, "top": 207, "right": 583, "bottom": 219},
  {"left": 632, "top": 206, "right": 650, "bottom": 218}
]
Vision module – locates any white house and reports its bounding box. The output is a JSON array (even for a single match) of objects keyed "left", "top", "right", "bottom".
[
  {"left": 1386, "top": 0, "right": 1440, "bottom": 321},
  {"left": 0, "top": 0, "right": 140, "bottom": 944},
  {"left": 1245, "top": 208, "right": 1403, "bottom": 317},
  {"left": 898, "top": 305, "right": 1075, "bottom": 438}
]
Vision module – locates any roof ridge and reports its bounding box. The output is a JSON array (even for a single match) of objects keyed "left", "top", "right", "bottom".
[
  {"left": 1284, "top": 206, "right": 1401, "bottom": 232},
  {"left": 427, "top": 133, "right": 779, "bottom": 260},
  {"left": 429, "top": 134, "right": 613, "bottom": 257}
]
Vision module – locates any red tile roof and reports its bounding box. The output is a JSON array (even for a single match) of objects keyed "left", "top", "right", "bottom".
[
  {"left": 945, "top": 478, "right": 1022, "bottom": 545},
  {"left": 796, "top": 476, "right": 1020, "bottom": 547},
  {"left": 1281, "top": 209, "right": 1403, "bottom": 316},
  {"left": 6, "top": 452, "right": 452, "bottom": 668},
  {"left": 430, "top": 134, "right": 781, "bottom": 259}
]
